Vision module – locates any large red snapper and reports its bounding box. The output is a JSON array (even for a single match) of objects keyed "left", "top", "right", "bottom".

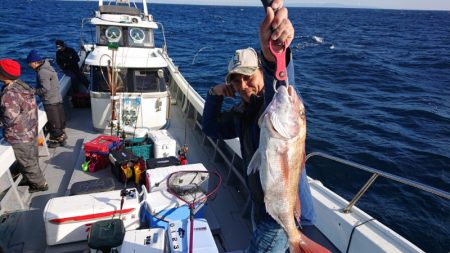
[{"left": 248, "top": 85, "right": 330, "bottom": 253}]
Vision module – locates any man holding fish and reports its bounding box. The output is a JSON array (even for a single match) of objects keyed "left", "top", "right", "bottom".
[{"left": 202, "top": 1, "right": 330, "bottom": 252}]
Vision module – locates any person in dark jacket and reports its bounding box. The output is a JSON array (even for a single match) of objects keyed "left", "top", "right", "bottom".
[
  {"left": 202, "top": 3, "right": 316, "bottom": 252},
  {"left": 27, "top": 50, "right": 66, "bottom": 148},
  {"left": 55, "top": 39, "right": 89, "bottom": 93},
  {"left": 0, "top": 59, "right": 48, "bottom": 193}
]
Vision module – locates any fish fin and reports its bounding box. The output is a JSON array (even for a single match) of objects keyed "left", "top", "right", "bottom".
[
  {"left": 247, "top": 149, "right": 261, "bottom": 175},
  {"left": 289, "top": 234, "right": 331, "bottom": 253},
  {"left": 294, "top": 194, "right": 301, "bottom": 225},
  {"left": 269, "top": 113, "right": 291, "bottom": 139}
]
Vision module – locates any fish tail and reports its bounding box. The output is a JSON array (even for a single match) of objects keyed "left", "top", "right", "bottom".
[{"left": 289, "top": 234, "right": 331, "bottom": 253}]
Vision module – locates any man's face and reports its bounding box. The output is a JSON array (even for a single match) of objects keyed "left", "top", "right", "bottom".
[
  {"left": 28, "top": 62, "right": 37, "bottom": 70},
  {"left": 0, "top": 74, "right": 12, "bottom": 84},
  {"left": 228, "top": 69, "right": 264, "bottom": 103}
]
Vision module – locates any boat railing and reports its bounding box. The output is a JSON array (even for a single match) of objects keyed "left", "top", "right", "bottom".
[
  {"left": 80, "top": 18, "right": 95, "bottom": 48},
  {"left": 305, "top": 151, "right": 450, "bottom": 213},
  {"left": 155, "top": 22, "right": 167, "bottom": 53}
]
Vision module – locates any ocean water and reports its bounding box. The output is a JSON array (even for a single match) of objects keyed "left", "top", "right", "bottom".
[{"left": 0, "top": 1, "right": 449, "bottom": 252}]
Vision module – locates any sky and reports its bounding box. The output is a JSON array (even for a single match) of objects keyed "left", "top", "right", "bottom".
[{"left": 146, "top": 0, "right": 450, "bottom": 11}]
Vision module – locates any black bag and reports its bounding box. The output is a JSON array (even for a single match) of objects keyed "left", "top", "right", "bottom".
[
  {"left": 70, "top": 178, "right": 116, "bottom": 196},
  {"left": 146, "top": 156, "right": 180, "bottom": 170},
  {"left": 88, "top": 219, "right": 125, "bottom": 252}
]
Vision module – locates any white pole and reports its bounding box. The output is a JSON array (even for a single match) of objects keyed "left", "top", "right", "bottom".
[
  {"left": 142, "top": 0, "right": 148, "bottom": 17},
  {"left": 99, "top": 0, "right": 103, "bottom": 7}
]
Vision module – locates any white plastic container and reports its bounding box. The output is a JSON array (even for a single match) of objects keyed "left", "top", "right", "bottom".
[
  {"left": 148, "top": 129, "right": 177, "bottom": 158},
  {"left": 167, "top": 218, "right": 218, "bottom": 253},
  {"left": 119, "top": 228, "right": 166, "bottom": 253},
  {"left": 145, "top": 163, "right": 208, "bottom": 192},
  {"left": 142, "top": 190, "right": 205, "bottom": 229},
  {"left": 43, "top": 189, "right": 140, "bottom": 246}
]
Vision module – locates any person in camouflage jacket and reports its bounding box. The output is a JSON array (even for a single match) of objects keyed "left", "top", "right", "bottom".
[{"left": 0, "top": 59, "right": 48, "bottom": 193}]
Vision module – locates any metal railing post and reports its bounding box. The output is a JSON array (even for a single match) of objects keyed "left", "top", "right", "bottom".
[{"left": 343, "top": 173, "right": 379, "bottom": 213}]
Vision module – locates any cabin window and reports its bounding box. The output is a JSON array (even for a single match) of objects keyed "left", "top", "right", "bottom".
[
  {"left": 91, "top": 67, "right": 166, "bottom": 93},
  {"left": 128, "top": 28, "right": 154, "bottom": 47},
  {"left": 91, "top": 66, "right": 129, "bottom": 92},
  {"left": 133, "top": 70, "right": 166, "bottom": 92},
  {"left": 97, "top": 26, "right": 154, "bottom": 48},
  {"left": 97, "top": 26, "right": 125, "bottom": 46}
]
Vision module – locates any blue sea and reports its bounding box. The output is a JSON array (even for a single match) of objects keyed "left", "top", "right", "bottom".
[{"left": 0, "top": 1, "right": 449, "bottom": 252}]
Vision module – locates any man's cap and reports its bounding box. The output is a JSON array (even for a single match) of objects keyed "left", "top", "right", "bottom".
[
  {"left": 55, "top": 40, "right": 65, "bottom": 48},
  {"left": 0, "top": 59, "right": 21, "bottom": 80},
  {"left": 26, "top": 50, "right": 43, "bottom": 64},
  {"left": 225, "top": 47, "right": 259, "bottom": 84}
]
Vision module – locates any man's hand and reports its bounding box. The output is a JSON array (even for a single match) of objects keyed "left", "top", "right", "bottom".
[
  {"left": 259, "top": 0, "right": 295, "bottom": 63},
  {"left": 211, "top": 84, "right": 235, "bottom": 98}
]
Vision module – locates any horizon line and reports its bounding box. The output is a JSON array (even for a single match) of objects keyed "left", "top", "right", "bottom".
[{"left": 64, "top": 0, "right": 450, "bottom": 12}]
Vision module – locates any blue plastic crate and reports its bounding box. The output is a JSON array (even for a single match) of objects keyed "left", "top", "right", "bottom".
[
  {"left": 124, "top": 137, "right": 147, "bottom": 147},
  {"left": 125, "top": 144, "right": 152, "bottom": 160}
]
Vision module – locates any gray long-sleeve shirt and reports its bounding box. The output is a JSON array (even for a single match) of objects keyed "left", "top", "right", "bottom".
[{"left": 35, "top": 59, "right": 62, "bottom": 105}]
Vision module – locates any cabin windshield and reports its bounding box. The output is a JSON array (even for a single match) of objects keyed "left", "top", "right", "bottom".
[
  {"left": 91, "top": 67, "right": 167, "bottom": 93},
  {"left": 96, "top": 25, "right": 154, "bottom": 48}
]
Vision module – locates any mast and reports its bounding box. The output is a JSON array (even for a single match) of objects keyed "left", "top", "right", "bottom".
[{"left": 142, "top": 0, "right": 149, "bottom": 18}]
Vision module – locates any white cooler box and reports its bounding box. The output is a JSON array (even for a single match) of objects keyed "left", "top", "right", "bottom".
[
  {"left": 142, "top": 190, "right": 205, "bottom": 229},
  {"left": 148, "top": 130, "right": 177, "bottom": 158},
  {"left": 145, "top": 163, "right": 209, "bottom": 193},
  {"left": 44, "top": 189, "right": 140, "bottom": 246},
  {"left": 167, "top": 219, "right": 218, "bottom": 253},
  {"left": 119, "top": 228, "right": 166, "bottom": 253}
]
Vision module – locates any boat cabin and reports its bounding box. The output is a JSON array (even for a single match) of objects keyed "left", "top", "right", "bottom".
[{"left": 84, "top": 1, "right": 170, "bottom": 132}]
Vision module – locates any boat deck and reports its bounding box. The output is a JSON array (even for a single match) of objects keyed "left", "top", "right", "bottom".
[{"left": 2, "top": 98, "right": 338, "bottom": 253}]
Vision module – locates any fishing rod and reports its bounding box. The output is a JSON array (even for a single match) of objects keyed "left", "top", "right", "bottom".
[{"left": 260, "top": 0, "right": 273, "bottom": 10}]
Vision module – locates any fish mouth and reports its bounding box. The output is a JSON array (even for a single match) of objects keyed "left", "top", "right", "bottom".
[
  {"left": 276, "top": 85, "right": 295, "bottom": 103},
  {"left": 265, "top": 85, "right": 302, "bottom": 139}
]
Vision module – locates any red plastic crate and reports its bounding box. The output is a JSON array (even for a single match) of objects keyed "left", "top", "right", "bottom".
[{"left": 84, "top": 135, "right": 122, "bottom": 154}]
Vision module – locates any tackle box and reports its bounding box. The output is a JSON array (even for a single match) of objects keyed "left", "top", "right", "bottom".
[
  {"left": 119, "top": 228, "right": 166, "bottom": 253},
  {"left": 148, "top": 130, "right": 177, "bottom": 158},
  {"left": 84, "top": 135, "right": 122, "bottom": 154},
  {"left": 109, "top": 149, "right": 140, "bottom": 183},
  {"left": 167, "top": 219, "right": 218, "bottom": 253},
  {"left": 83, "top": 135, "right": 122, "bottom": 172},
  {"left": 146, "top": 156, "right": 180, "bottom": 170},
  {"left": 145, "top": 163, "right": 209, "bottom": 193},
  {"left": 43, "top": 189, "right": 139, "bottom": 245},
  {"left": 141, "top": 190, "right": 205, "bottom": 229}
]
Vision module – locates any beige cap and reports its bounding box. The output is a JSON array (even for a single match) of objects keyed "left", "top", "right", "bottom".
[{"left": 225, "top": 48, "right": 259, "bottom": 84}]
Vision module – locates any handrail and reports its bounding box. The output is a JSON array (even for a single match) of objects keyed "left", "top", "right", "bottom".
[
  {"left": 305, "top": 152, "right": 450, "bottom": 213},
  {"left": 155, "top": 22, "right": 167, "bottom": 53}
]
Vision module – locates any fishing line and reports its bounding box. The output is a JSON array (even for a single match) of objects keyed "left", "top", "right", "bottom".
[
  {"left": 294, "top": 9, "right": 360, "bottom": 52},
  {"left": 191, "top": 46, "right": 212, "bottom": 65}
]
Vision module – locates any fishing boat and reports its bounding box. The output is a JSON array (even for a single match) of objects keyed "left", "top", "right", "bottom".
[{"left": 0, "top": 0, "right": 448, "bottom": 252}]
